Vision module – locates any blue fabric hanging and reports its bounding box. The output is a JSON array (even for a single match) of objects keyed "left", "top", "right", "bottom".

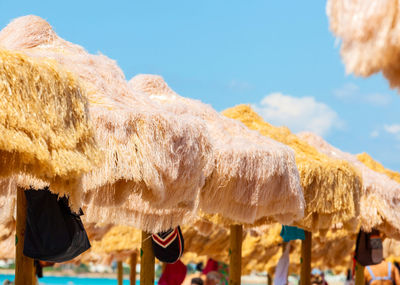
[{"left": 280, "top": 225, "right": 305, "bottom": 242}]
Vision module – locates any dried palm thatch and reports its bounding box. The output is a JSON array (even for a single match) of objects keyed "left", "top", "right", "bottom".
[
  {"left": 0, "top": 49, "right": 100, "bottom": 207},
  {"left": 183, "top": 223, "right": 282, "bottom": 274},
  {"left": 326, "top": 0, "right": 400, "bottom": 89},
  {"left": 357, "top": 152, "right": 400, "bottom": 184},
  {"left": 310, "top": 231, "right": 354, "bottom": 272},
  {"left": 185, "top": 224, "right": 232, "bottom": 262},
  {"left": 241, "top": 227, "right": 354, "bottom": 276},
  {"left": 86, "top": 220, "right": 229, "bottom": 264},
  {"left": 0, "top": 227, "right": 14, "bottom": 260},
  {"left": 0, "top": 15, "right": 213, "bottom": 232},
  {"left": 223, "top": 105, "right": 361, "bottom": 232},
  {"left": 0, "top": 179, "right": 16, "bottom": 225},
  {"left": 0, "top": 182, "right": 16, "bottom": 260},
  {"left": 384, "top": 238, "right": 400, "bottom": 263},
  {"left": 182, "top": 224, "right": 353, "bottom": 276},
  {"left": 86, "top": 225, "right": 141, "bottom": 262},
  {"left": 129, "top": 74, "right": 304, "bottom": 226},
  {"left": 298, "top": 132, "right": 400, "bottom": 239},
  {"left": 91, "top": 225, "right": 141, "bottom": 253},
  {"left": 241, "top": 224, "right": 283, "bottom": 274}
]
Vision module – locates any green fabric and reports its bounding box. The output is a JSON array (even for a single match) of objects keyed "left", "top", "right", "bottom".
[
  {"left": 280, "top": 225, "right": 305, "bottom": 242},
  {"left": 218, "top": 262, "right": 229, "bottom": 285}
]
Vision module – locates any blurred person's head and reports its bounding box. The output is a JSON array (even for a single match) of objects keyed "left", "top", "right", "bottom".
[
  {"left": 191, "top": 277, "right": 204, "bottom": 285},
  {"left": 205, "top": 271, "right": 222, "bottom": 285},
  {"left": 311, "top": 274, "right": 323, "bottom": 285},
  {"left": 196, "top": 262, "right": 204, "bottom": 272}
]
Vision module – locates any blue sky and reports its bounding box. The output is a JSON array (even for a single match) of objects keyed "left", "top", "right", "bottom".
[{"left": 2, "top": 0, "right": 400, "bottom": 171}]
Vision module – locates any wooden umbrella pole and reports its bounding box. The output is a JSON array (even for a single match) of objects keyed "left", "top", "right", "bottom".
[
  {"left": 229, "top": 224, "right": 243, "bottom": 285},
  {"left": 355, "top": 261, "right": 365, "bottom": 285},
  {"left": 267, "top": 274, "right": 272, "bottom": 285},
  {"left": 15, "top": 187, "right": 35, "bottom": 285},
  {"left": 140, "top": 231, "right": 155, "bottom": 285},
  {"left": 117, "top": 261, "right": 123, "bottom": 285},
  {"left": 130, "top": 252, "right": 137, "bottom": 285},
  {"left": 300, "top": 231, "right": 312, "bottom": 285}
]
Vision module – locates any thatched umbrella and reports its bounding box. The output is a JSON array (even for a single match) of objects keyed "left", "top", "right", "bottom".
[
  {"left": 0, "top": 49, "right": 101, "bottom": 285},
  {"left": 0, "top": 49, "right": 100, "bottom": 206},
  {"left": 298, "top": 131, "right": 400, "bottom": 285},
  {"left": 223, "top": 105, "right": 361, "bottom": 232},
  {"left": 129, "top": 74, "right": 305, "bottom": 285},
  {"left": 326, "top": 0, "right": 400, "bottom": 89},
  {"left": 129, "top": 74, "right": 304, "bottom": 226},
  {"left": 0, "top": 15, "right": 213, "bottom": 234},
  {"left": 182, "top": 225, "right": 354, "bottom": 278},
  {"left": 182, "top": 224, "right": 353, "bottom": 276},
  {"left": 76, "top": 222, "right": 222, "bottom": 285},
  {"left": 298, "top": 132, "right": 400, "bottom": 238},
  {"left": 88, "top": 225, "right": 141, "bottom": 285},
  {"left": 383, "top": 238, "right": 400, "bottom": 263},
  {"left": 0, "top": 16, "right": 215, "bottom": 285},
  {"left": 223, "top": 105, "right": 361, "bottom": 285},
  {"left": 357, "top": 152, "right": 400, "bottom": 184}
]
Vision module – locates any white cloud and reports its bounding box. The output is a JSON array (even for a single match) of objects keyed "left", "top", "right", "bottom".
[
  {"left": 384, "top": 124, "right": 400, "bottom": 140},
  {"left": 227, "top": 80, "right": 252, "bottom": 91},
  {"left": 333, "top": 83, "right": 359, "bottom": 99},
  {"left": 334, "top": 83, "right": 391, "bottom": 106},
  {"left": 384, "top": 124, "right": 400, "bottom": 134},
  {"left": 370, "top": 130, "right": 380, "bottom": 138},
  {"left": 252, "top": 92, "right": 342, "bottom": 136},
  {"left": 366, "top": 93, "right": 392, "bottom": 106}
]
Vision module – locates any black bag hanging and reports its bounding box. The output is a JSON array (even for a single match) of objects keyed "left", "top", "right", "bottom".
[
  {"left": 23, "top": 187, "right": 91, "bottom": 262},
  {"left": 355, "top": 229, "right": 383, "bottom": 266},
  {"left": 151, "top": 226, "right": 184, "bottom": 263}
]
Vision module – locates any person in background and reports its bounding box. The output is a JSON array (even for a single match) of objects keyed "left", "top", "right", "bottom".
[
  {"left": 191, "top": 277, "right": 204, "bottom": 285},
  {"left": 311, "top": 274, "right": 323, "bottom": 285},
  {"left": 202, "top": 259, "right": 219, "bottom": 275},
  {"left": 196, "top": 262, "right": 204, "bottom": 272},
  {"left": 205, "top": 271, "right": 222, "bottom": 285},
  {"left": 320, "top": 272, "right": 328, "bottom": 285},
  {"left": 345, "top": 269, "right": 355, "bottom": 285},
  {"left": 364, "top": 260, "right": 400, "bottom": 285}
]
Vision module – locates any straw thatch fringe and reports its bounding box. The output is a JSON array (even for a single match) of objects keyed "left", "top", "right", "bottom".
[
  {"left": 327, "top": 0, "right": 400, "bottom": 89},
  {"left": 357, "top": 152, "right": 400, "bottom": 184},
  {"left": 0, "top": 15, "right": 214, "bottom": 231},
  {"left": 80, "top": 105, "right": 211, "bottom": 211},
  {"left": 241, "top": 226, "right": 355, "bottom": 276},
  {"left": 183, "top": 223, "right": 355, "bottom": 276},
  {"left": 223, "top": 105, "right": 361, "bottom": 232},
  {"left": 0, "top": 180, "right": 16, "bottom": 259},
  {"left": 82, "top": 188, "right": 198, "bottom": 233},
  {"left": 298, "top": 132, "right": 400, "bottom": 239},
  {"left": 0, "top": 179, "right": 16, "bottom": 225},
  {"left": 129, "top": 74, "right": 305, "bottom": 226},
  {"left": 384, "top": 238, "right": 400, "bottom": 262},
  {"left": 0, "top": 49, "right": 100, "bottom": 207},
  {"left": 0, "top": 226, "right": 15, "bottom": 259},
  {"left": 90, "top": 226, "right": 141, "bottom": 255}
]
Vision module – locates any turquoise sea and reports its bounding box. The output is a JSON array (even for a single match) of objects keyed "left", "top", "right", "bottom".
[{"left": 0, "top": 274, "right": 143, "bottom": 285}]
